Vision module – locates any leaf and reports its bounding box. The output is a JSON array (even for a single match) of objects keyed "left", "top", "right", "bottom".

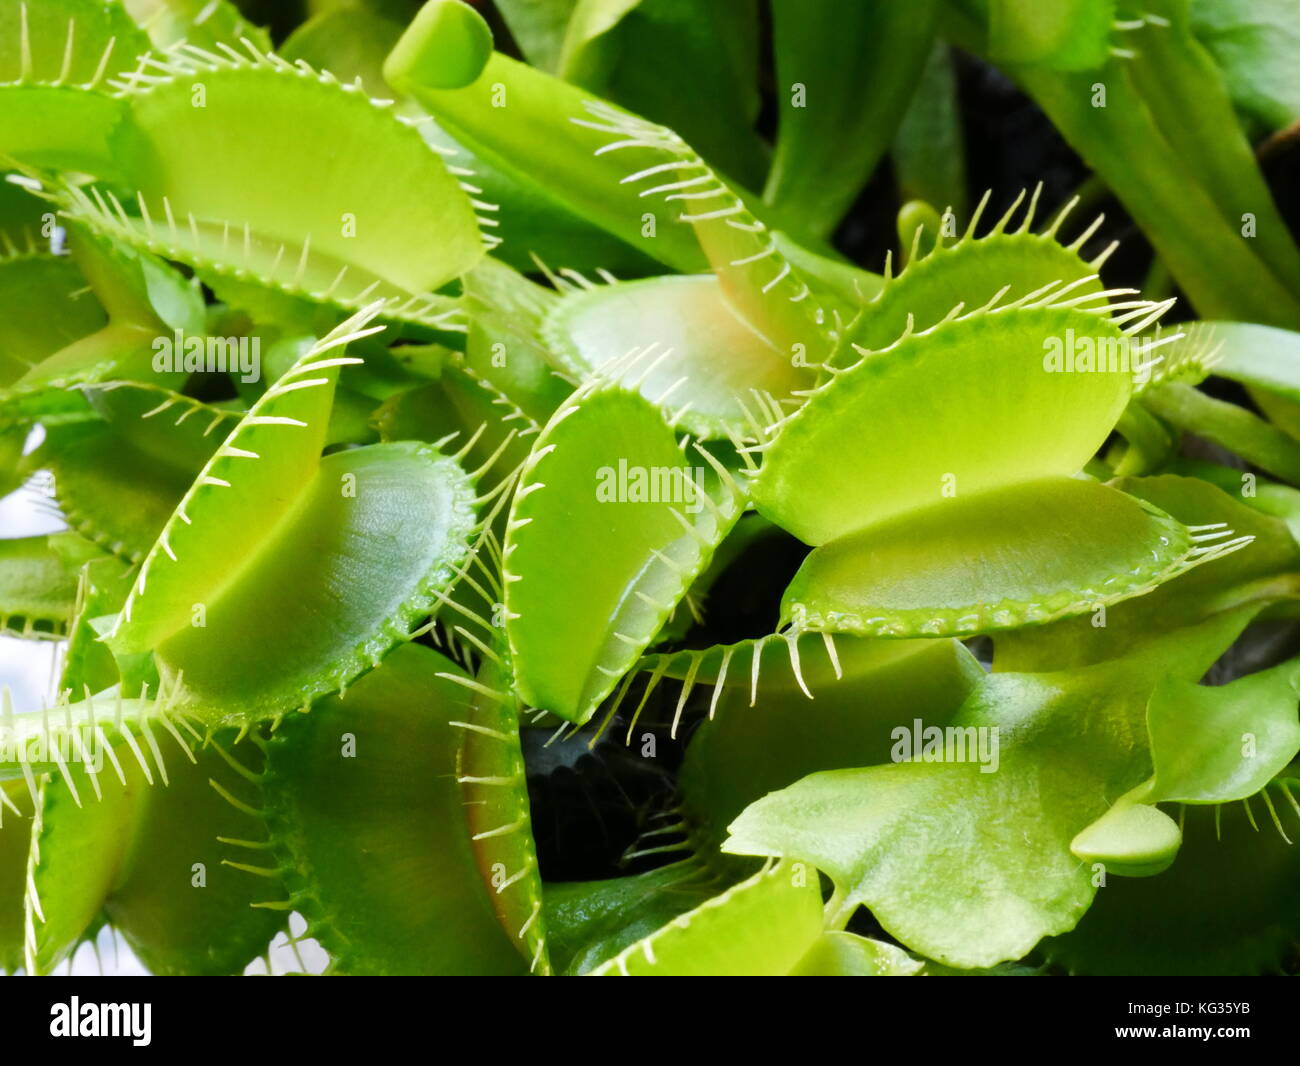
[
  {"left": 1069, "top": 797, "right": 1182, "bottom": 878},
  {"left": 503, "top": 384, "right": 743, "bottom": 723},
  {"left": 1190, "top": 0, "right": 1300, "bottom": 131},
  {"left": 283, "top": 4, "right": 659, "bottom": 276},
  {"left": 0, "top": 533, "right": 105, "bottom": 639},
  {"left": 987, "top": 0, "right": 1116, "bottom": 71},
  {"left": 24, "top": 774, "right": 135, "bottom": 974},
  {"left": 24, "top": 725, "right": 283, "bottom": 975},
  {"left": 755, "top": 301, "right": 1143, "bottom": 546},
  {"left": 58, "top": 554, "right": 135, "bottom": 697},
  {"left": 385, "top": 40, "right": 708, "bottom": 273},
  {"left": 588, "top": 859, "right": 823, "bottom": 976},
  {"left": 461, "top": 257, "right": 569, "bottom": 425},
  {"left": 384, "top": 0, "right": 493, "bottom": 89},
  {"left": 108, "top": 308, "right": 480, "bottom": 721},
  {"left": 1047, "top": 783, "right": 1300, "bottom": 974},
  {"left": 494, "top": 0, "right": 579, "bottom": 72},
  {"left": 844, "top": 191, "right": 1110, "bottom": 356},
  {"left": 0, "top": 780, "right": 34, "bottom": 973},
  {"left": 764, "top": 0, "right": 939, "bottom": 237},
  {"left": 451, "top": 650, "right": 551, "bottom": 974},
  {"left": 0, "top": 0, "right": 151, "bottom": 85},
  {"left": 1143, "top": 658, "right": 1300, "bottom": 805},
  {"left": 101, "top": 733, "right": 285, "bottom": 976},
  {"left": 1203, "top": 320, "right": 1300, "bottom": 394},
  {"left": 893, "top": 43, "right": 967, "bottom": 220},
  {"left": 996, "top": 474, "right": 1300, "bottom": 670},
  {"left": 62, "top": 46, "right": 484, "bottom": 326},
  {"left": 541, "top": 274, "right": 815, "bottom": 438},
  {"left": 153, "top": 440, "right": 479, "bottom": 718},
  {"left": 791, "top": 931, "right": 925, "bottom": 977},
  {"left": 1144, "top": 381, "right": 1300, "bottom": 486},
  {"left": 779, "top": 476, "right": 1243, "bottom": 637},
  {"left": 122, "top": 0, "right": 272, "bottom": 53},
  {"left": 674, "top": 635, "right": 983, "bottom": 853},
  {"left": 0, "top": 0, "right": 152, "bottom": 180},
  {"left": 259, "top": 644, "right": 527, "bottom": 975},
  {"left": 0, "top": 252, "right": 107, "bottom": 389},
  {"left": 723, "top": 611, "right": 1255, "bottom": 969},
  {"left": 30, "top": 385, "right": 237, "bottom": 562},
  {"left": 542, "top": 860, "right": 721, "bottom": 974},
  {"left": 974, "top": 9, "right": 1300, "bottom": 328},
  {"left": 559, "top": 0, "right": 766, "bottom": 190}
]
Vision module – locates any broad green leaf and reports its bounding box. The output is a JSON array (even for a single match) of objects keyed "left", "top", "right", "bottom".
[
  {"left": 755, "top": 302, "right": 1141, "bottom": 546},
  {"left": 29, "top": 385, "right": 237, "bottom": 562},
  {"left": 764, "top": 0, "right": 939, "bottom": 237},
  {"left": 724, "top": 611, "right": 1255, "bottom": 969},
  {"left": 792, "top": 931, "right": 925, "bottom": 977},
  {"left": 0, "top": 253, "right": 107, "bottom": 388},
  {"left": 893, "top": 43, "right": 967, "bottom": 220},
  {"left": 674, "top": 635, "right": 983, "bottom": 852},
  {"left": 504, "top": 385, "right": 743, "bottom": 723},
  {"left": 24, "top": 724, "right": 283, "bottom": 975},
  {"left": 559, "top": 0, "right": 766, "bottom": 190},
  {"left": 62, "top": 48, "right": 484, "bottom": 325},
  {"left": 542, "top": 274, "right": 815, "bottom": 438},
  {"left": 844, "top": 192, "right": 1109, "bottom": 356},
  {"left": 1047, "top": 784, "right": 1300, "bottom": 974},
  {"left": 1143, "top": 658, "right": 1300, "bottom": 804},
  {"left": 260, "top": 644, "right": 527, "bottom": 975},
  {"left": 543, "top": 860, "right": 721, "bottom": 975},
  {"left": 779, "top": 476, "right": 1241, "bottom": 637},
  {"left": 588, "top": 859, "right": 822, "bottom": 976},
  {"left": 997, "top": 474, "right": 1300, "bottom": 670},
  {"left": 1190, "top": 0, "right": 1300, "bottom": 131}
]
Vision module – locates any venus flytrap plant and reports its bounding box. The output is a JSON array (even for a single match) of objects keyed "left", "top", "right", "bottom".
[{"left": 2, "top": 0, "right": 1300, "bottom": 978}]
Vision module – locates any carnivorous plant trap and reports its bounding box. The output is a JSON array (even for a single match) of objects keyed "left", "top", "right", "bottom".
[{"left": 1, "top": 0, "right": 1300, "bottom": 976}]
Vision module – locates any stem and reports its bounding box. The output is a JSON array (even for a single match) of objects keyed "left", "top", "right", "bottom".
[{"left": 1144, "top": 382, "right": 1300, "bottom": 486}]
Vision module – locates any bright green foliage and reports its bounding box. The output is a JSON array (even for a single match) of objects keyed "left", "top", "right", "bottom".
[
  {"left": 503, "top": 383, "right": 743, "bottom": 723},
  {"left": 1, "top": 0, "right": 1299, "bottom": 979},
  {"left": 259, "top": 644, "right": 526, "bottom": 975}
]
